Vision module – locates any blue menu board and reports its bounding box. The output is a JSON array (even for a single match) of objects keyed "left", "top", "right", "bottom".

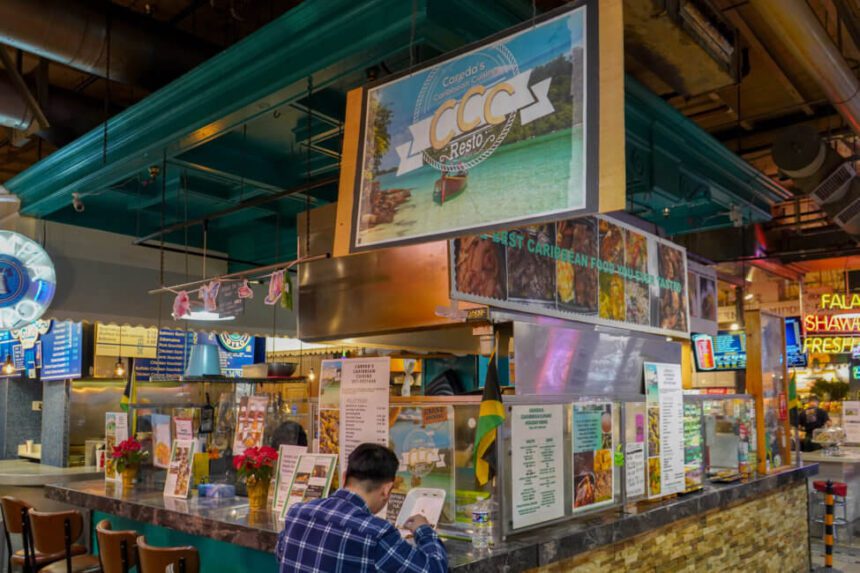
[
  {"left": 0, "top": 330, "right": 24, "bottom": 371},
  {"left": 40, "top": 321, "right": 83, "bottom": 381},
  {"left": 134, "top": 329, "right": 191, "bottom": 381},
  {"left": 785, "top": 316, "right": 807, "bottom": 368},
  {"left": 713, "top": 332, "right": 746, "bottom": 371}
]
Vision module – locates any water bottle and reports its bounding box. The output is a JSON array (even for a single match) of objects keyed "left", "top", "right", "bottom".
[{"left": 471, "top": 496, "right": 495, "bottom": 550}]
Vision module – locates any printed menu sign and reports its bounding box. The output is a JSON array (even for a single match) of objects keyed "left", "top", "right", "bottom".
[
  {"left": 104, "top": 412, "right": 129, "bottom": 482},
  {"left": 511, "top": 405, "right": 564, "bottom": 529},
  {"left": 844, "top": 401, "right": 860, "bottom": 444},
  {"left": 625, "top": 443, "right": 645, "bottom": 498},
  {"left": 233, "top": 396, "right": 268, "bottom": 457},
  {"left": 644, "top": 362, "right": 685, "bottom": 498},
  {"left": 280, "top": 453, "right": 338, "bottom": 517},
  {"left": 163, "top": 439, "right": 196, "bottom": 499},
  {"left": 571, "top": 403, "right": 614, "bottom": 511},
  {"left": 339, "top": 357, "right": 391, "bottom": 482},
  {"left": 273, "top": 445, "right": 308, "bottom": 513},
  {"left": 450, "top": 215, "right": 689, "bottom": 338}
]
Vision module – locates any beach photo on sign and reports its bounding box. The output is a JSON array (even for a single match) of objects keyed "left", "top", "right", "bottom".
[
  {"left": 507, "top": 224, "right": 556, "bottom": 303},
  {"left": 454, "top": 235, "right": 507, "bottom": 300},
  {"left": 354, "top": 9, "right": 587, "bottom": 247}
]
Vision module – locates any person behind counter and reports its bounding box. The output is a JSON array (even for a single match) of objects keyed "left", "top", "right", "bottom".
[
  {"left": 799, "top": 395, "right": 831, "bottom": 451},
  {"left": 276, "top": 443, "right": 448, "bottom": 573}
]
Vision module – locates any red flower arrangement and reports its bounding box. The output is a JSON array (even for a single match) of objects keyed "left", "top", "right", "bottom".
[
  {"left": 111, "top": 438, "right": 148, "bottom": 473},
  {"left": 233, "top": 446, "right": 278, "bottom": 482}
]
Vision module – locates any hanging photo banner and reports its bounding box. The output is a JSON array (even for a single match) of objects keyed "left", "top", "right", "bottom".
[
  {"left": 336, "top": 1, "right": 625, "bottom": 253},
  {"left": 450, "top": 214, "right": 689, "bottom": 337}
]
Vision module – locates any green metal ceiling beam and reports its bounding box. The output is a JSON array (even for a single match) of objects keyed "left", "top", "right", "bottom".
[{"left": 6, "top": 0, "right": 428, "bottom": 218}]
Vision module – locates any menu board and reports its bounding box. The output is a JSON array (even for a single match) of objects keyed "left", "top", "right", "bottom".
[
  {"left": 450, "top": 215, "right": 689, "bottom": 338},
  {"left": 571, "top": 403, "right": 614, "bottom": 512},
  {"left": 388, "top": 407, "right": 455, "bottom": 526},
  {"left": 134, "top": 329, "right": 189, "bottom": 381},
  {"left": 214, "top": 334, "right": 256, "bottom": 377},
  {"left": 785, "top": 317, "right": 807, "bottom": 368},
  {"left": 692, "top": 332, "right": 746, "bottom": 371},
  {"left": 644, "top": 362, "right": 685, "bottom": 498},
  {"left": 152, "top": 414, "right": 172, "bottom": 469},
  {"left": 95, "top": 325, "right": 158, "bottom": 358},
  {"left": 683, "top": 403, "right": 703, "bottom": 491},
  {"left": 280, "top": 453, "right": 338, "bottom": 517},
  {"left": 104, "top": 412, "right": 129, "bottom": 482},
  {"left": 163, "top": 439, "right": 196, "bottom": 499},
  {"left": 273, "top": 445, "right": 309, "bottom": 513},
  {"left": 339, "top": 358, "right": 390, "bottom": 482},
  {"left": 40, "top": 321, "right": 83, "bottom": 381},
  {"left": 233, "top": 396, "right": 268, "bottom": 456},
  {"left": 511, "top": 405, "right": 564, "bottom": 529}
]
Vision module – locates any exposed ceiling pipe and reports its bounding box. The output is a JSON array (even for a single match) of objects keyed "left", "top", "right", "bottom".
[
  {"left": 0, "top": 75, "right": 118, "bottom": 146},
  {"left": 750, "top": 0, "right": 860, "bottom": 135},
  {"left": 0, "top": 0, "right": 217, "bottom": 90}
]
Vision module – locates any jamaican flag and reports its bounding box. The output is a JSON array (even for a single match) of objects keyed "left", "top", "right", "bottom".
[{"left": 474, "top": 353, "right": 505, "bottom": 485}]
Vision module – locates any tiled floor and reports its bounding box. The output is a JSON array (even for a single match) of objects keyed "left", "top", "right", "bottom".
[{"left": 810, "top": 541, "right": 860, "bottom": 572}]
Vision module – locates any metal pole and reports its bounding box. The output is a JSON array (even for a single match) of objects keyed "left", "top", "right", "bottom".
[{"left": 825, "top": 480, "right": 834, "bottom": 569}]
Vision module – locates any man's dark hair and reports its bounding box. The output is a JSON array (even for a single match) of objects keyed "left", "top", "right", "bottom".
[{"left": 345, "top": 443, "right": 399, "bottom": 489}]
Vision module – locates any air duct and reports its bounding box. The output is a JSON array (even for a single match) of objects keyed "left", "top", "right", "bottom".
[
  {"left": 751, "top": 0, "right": 860, "bottom": 134},
  {"left": 0, "top": 0, "right": 216, "bottom": 90},
  {"left": 773, "top": 124, "right": 860, "bottom": 236},
  {"left": 0, "top": 75, "right": 116, "bottom": 146}
]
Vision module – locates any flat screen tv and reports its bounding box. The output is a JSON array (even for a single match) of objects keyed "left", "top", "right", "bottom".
[
  {"left": 785, "top": 316, "right": 808, "bottom": 369},
  {"left": 692, "top": 331, "right": 746, "bottom": 372}
]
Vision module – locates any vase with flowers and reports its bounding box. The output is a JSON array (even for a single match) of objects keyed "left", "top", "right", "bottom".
[
  {"left": 234, "top": 446, "right": 278, "bottom": 511},
  {"left": 112, "top": 438, "right": 148, "bottom": 488}
]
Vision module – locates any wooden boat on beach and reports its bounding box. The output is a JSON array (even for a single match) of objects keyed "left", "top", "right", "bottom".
[{"left": 433, "top": 171, "right": 468, "bottom": 205}]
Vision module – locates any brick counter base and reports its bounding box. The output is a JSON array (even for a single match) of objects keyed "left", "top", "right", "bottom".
[{"left": 529, "top": 483, "right": 809, "bottom": 573}]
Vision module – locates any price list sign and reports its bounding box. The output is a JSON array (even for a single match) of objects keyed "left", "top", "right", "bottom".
[
  {"left": 511, "top": 404, "right": 564, "bottom": 529},
  {"left": 40, "top": 321, "right": 82, "bottom": 381},
  {"left": 338, "top": 357, "right": 391, "bottom": 481}
]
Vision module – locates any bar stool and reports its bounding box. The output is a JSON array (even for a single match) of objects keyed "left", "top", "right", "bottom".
[
  {"left": 25, "top": 510, "right": 100, "bottom": 573},
  {"left": 813, "top": 480, "right": 850, "bottom": 541},
  {"left": 95, "top": 520, "right": 137, "bottom": 573},
  {"left": 1, "top": 498, "right": 86, "bottom": 572},
  {"left": 136, "top": 536, "right": 199, "bottom": 573}
]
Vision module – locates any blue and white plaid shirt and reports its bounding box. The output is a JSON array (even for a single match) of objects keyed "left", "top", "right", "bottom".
[{"left": 277, "top": 489, "right": 449, "bottom": 573}]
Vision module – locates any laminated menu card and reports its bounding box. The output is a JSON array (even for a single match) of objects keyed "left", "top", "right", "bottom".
[
  {"left": 280, "top": 453, "right": 337, "bottom": 518},
  {"left": 233, "top": 395, "right": 268, "bottom": 457},
  {"left": 104, "top": 412, "right": 129, "bottom": 482},
  {"left": 163, "top": 439, "right": 196, "bottom": 499},
  {"left": 273, "top": 444, "right": 308, "bottom": 513}
]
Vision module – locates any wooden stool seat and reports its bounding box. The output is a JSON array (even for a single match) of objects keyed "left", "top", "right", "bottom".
[
  {"left": 137, "top": 535, "right": 200, "bottom": 573},
  {"left": 39, "top": 554, "right": 101, "bottom": 573},
  {"left": 95, "top": 519, "right": 138, "bottom": 573},
  {"left": 10, "top": 544, "right": 87, "bottom": 568}
]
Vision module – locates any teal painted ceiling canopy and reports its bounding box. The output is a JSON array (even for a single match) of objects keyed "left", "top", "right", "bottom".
[{"left": 4, "top": 0, "right": 789, "bottom": 269}]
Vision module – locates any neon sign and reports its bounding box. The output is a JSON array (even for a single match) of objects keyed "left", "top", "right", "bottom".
[{"left": 0, "top": 232, "right": 55, "bottom": 330}]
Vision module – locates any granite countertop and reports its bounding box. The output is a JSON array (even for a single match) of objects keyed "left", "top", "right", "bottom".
[
  {"left": 46, "top": 464, "right": 818, "bottom": 572},
  {"left": 802, "top": 447, "right": 860, "bottom": 464},
  {"left": 0, "top": 460, "right": 103, "bottom": 486}
]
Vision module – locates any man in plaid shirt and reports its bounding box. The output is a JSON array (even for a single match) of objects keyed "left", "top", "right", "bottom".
[{"left": 277, "top": 443, "right": 448, "bottom": 572}]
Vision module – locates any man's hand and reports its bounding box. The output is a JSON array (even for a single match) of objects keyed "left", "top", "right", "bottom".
[{"left": 402, "top": 514, "right": 431, "bottom": 532}]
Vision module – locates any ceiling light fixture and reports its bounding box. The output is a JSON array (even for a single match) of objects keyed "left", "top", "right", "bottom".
[
  {"left": 730, "top": 322, "right": 740, "bottom": 331},
  {"left": 114, "top": 359, "right": 126, "bottom": 378},
  {"left": 2, "top": 355, "right": 14, "bottom": 375}
]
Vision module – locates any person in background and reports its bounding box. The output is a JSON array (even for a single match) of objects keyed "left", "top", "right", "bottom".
[
  {"left": 276, "top": 443, "right": 448, "bottom": 573},
  {"left": 268, "top": 420, "right": 308, "bottom": 449},
  {"left": 799, "top": 395, "right": 831, "bottom": 451}
]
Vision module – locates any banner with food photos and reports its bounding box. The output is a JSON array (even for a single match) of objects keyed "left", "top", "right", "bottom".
[{"left": 450, "top": 214, "right": 689, "bottom": 337}]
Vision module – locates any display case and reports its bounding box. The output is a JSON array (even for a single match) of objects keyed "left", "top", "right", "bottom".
[{"left": 698, "top": 394, "right": 757, "bottom": 479}]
